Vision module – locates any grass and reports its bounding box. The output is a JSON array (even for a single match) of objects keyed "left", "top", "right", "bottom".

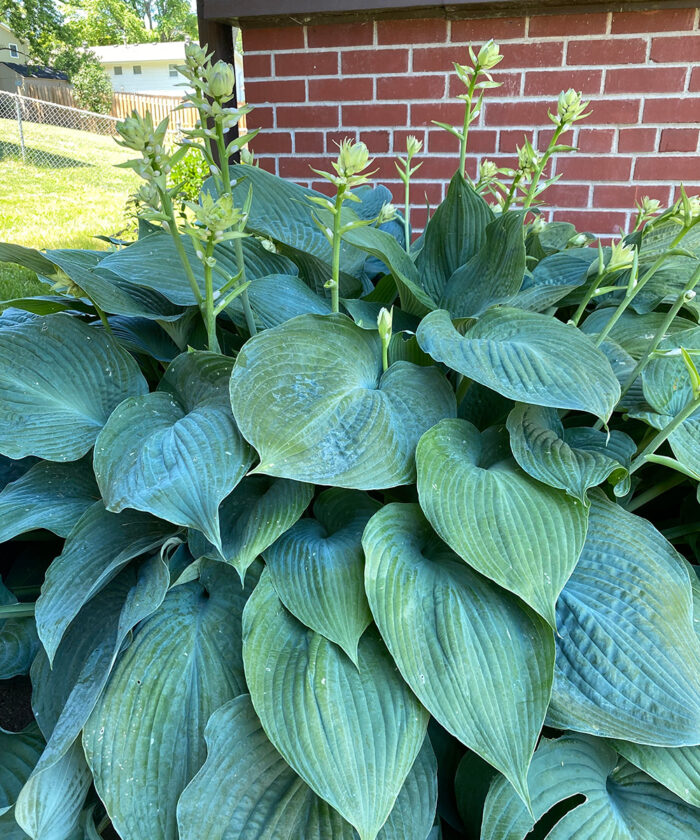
[{"left": 0, "top": 117, "right": 139, "bottom": 300}]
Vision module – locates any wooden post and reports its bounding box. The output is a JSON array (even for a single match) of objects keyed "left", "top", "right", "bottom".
[{"left": 196, "top": 0, "right": 239, "bottom": 161}]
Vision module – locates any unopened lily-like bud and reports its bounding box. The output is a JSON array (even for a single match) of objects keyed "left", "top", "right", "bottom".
[
  {"left": 557, "top": 89, "right": 589, "bottom": 125},
  {"left": 479, "top": 159, "right": 498, "bottom": 181},
  {"left": 185, "top": 192, "right": 243, "bottom": 242},
  {"left": 185, "top": 41, "right": 208, "bottom": 69},
  {"left": 207, "top": 60, "right": 236, "bottom": 100},
  {"left": 116, "top": 111, "right": 152, "bottom": 152},
  {"left": 530, "top": 215, "right": 547, "bottom": 235},
  {"left": 377, "top": 307, "right": 393, "bottom": 344},
  {"left": 568, "top": 232, "right": 592, "bottom": 247},
  {"left": 406, "top": 135, "right": 423, "bottom": 160},
  {"left": 606, "top": 239, "right": 636, "bottom": 273},
  {"left": 377, "top": 203, "right": 397, "bottom": 225},
  {"left": 517, "top": 139, "right": 540, "bottom": 175},
  {"left": 689, "top": 195, "right": 700, "bottom": 219},
  {"left": 639, "top": 196, "right": 661, "bottom": 216},
  {"left": 336, "top": 139, "right": 371, "bottom": 178},
  {"left": 240, "top": 147, "right": 255, "bottom": 166},
  {"left": 476, "top": 39, "right": 502, "bottom": 71}
]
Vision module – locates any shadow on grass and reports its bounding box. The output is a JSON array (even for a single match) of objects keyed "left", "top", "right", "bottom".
[{"left": 0, "top": 141, "right": 92, "bottom": 169}]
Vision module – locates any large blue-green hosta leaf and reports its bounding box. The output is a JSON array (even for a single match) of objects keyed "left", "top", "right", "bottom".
[
  {"left": 226, "top": 273, "right": 331, "bottom": 330},
  {"left": 83, "top": 561, "right": 255, "bottom": 840},
  {"left": 94, "top": 351, "right": 253, "bottom": 551},
  {"left": 0, "top": 726, "right": 44, "bottom": 817},
  {"left": 415, "top": 172, "right": 493, "bottom": 302},
  {"left": 548, "top": 492, "right": 700, "bottom": 745},
  {"left": 230, "top": 313, "right": 456, "bottom": 489},
  {"left": 242, "top": 571, "right": 428, "bottom": 840},
  {"left": 37, "top": 503, "right": 178, "bottom": 663},
  {"left": 98, "top": 232, "right": 295, "bottom": 306},
  {"left": 0, "top": 314, "right": 148, "bottom": 461},
  {"left": 609, "top": 574, "right": 700, "bottom": 806},
  {"left": 22, "top": 560, "right": 169, "bottom": 840},
  {"left": 0, "top": 457, "right": 99, "bottom": 543},
  {"left": 45, "top": 249, "right": 185, "bottom": 321},
  {"left": 362, "top": 503, "right": 554, "bottom": 807},
  {"left": 417, "top": 308, "right": 620, "bottom": 421},
  {"left": 640, "top": 326, "right": 700, "bottom": 478},
  {"left": 416, "top": 419, "right": 587, "bottom": 624},
  {"left": 265, "top": 488, "right": 380, "bottom": 664},
  {"left": 188, "top": 475, "right": 313, "bottom": 581},
  {"left": 506, "top": 404, "right": 636, "bottom": 504},
  {"left": 482, "top": 734, "right": 700, "bottom": 840},
  {"left": 177, "top": 694, "right": 438, "bottom": 840},
  {"left": 440, "top": 211, "right": 526, "bottom": 317}
]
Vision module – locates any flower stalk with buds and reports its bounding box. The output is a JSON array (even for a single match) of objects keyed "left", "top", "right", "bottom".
[
  {"left": 435, "top": 40, "right": 503, "bottom": 180},
  {"left": 377, "top": 307, "right": 393, "bottom": 372},
  {"left": 395, "top": 135, "right": 423, "bottom": 252},
  {"left": 308, "top": 139, "right": 377, "bottom": 313}
]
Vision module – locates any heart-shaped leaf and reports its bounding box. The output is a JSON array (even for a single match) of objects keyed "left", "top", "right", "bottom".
[
  {"left": 417, "top": 308, "right": 620, "bottom": 421},
  {"left": 362, "top": 503, "right": 554, "bottom": 806},
  {"left": 548, "top": 492, "right": 700, "bottom": 746},
  {"left": 37, "top": 503, "right": 178, "bottom": 663},
  {"left": 416, "top": 419, "right": 587, "bottom": 624},
  {"left": 415, "top": 172, "right": 493, "bottom": 302},
  {"left": 440, "top": 211, "right": 526, "bottom": 317},
  {"left": 188, "top": 475, "right": 313, "bottom": 581},
  {"left": 506, "top": 404, "right": 636, "bottom": 504},
  {"left": 265, "top": 488, "right": 380, "bottom": 664},
  {"left": 0, "top": 313, "right": 148, "bottom": 461},
  {"left": 94, "top": 351, "right": 253, "bottom": 550},
  {"left": 242, "top": 571, "right": 428, "bottom": 840},
  {"left": 177, "top": 694, "right": 438, "bottom": 840},
  {"left": 0, "top": 457, "right": 99, "bottom": 543},
  {"left": 230, "top": 313, "right": 456, "bottom": 489},
  {"left": 482, "top": 734, "right": 700, "bottom": 840},
  {"left": 83, "top": 561, "right": 255, "bottom": 840}
]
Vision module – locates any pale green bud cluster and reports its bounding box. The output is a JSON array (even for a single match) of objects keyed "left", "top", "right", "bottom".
[
  {"left": 377, "top": 203, "right": 398, "bottom": 225},
  {"left": 479, "top": 160, "right": 499, "bottom": 182},
  {"left": 405, "top": 135, "right": 423, "bottom": 160},
  {"left": 605, "top": 239, "right": 636, "bottom": 273},
  {"left": 476, "top": 40, "right": 503, "bottom": 71},
  {"left": 313, "top": 139, "right": 376, "bottom": 189},
  {"left": 184, "top": 192, "right": 245, "bottom": 245},
  {"left": 517, "top": 138, "right": 541, "bottom": 178},
  {"left": 116, "top": 111, "right": 172, "bottom": 184},
  {"left": 553, "top": 89, "right": 590, "bottom": 128},
  {"left": 207, "top": 60, "right": 236, "bottom": 102}
]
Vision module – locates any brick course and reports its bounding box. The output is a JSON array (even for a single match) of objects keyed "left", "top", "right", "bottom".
[{"left": 242, "top": 9, "right": 700, "bottom": 236}]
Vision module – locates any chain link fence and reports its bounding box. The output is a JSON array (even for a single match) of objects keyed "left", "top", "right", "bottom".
[{"left": 0, "top": 90, "right": 131, "bottom": 169}]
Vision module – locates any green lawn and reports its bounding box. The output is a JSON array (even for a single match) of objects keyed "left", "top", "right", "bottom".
[{"left": 0, "top": 118, "right": 139, "bottom": 300}]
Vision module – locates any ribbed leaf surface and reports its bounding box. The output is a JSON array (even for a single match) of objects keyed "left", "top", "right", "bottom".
[
  {"left": 83, "top": 561, "right": 254, "bottom": 840},
  {"left": 362, "top": 503, "right": 554, "bottom": 806},
  {"left": 0, "top": 457, "right": 99, "bottom": 543},
  {"left": 417, "top": 308, "right": 620, "bottom": 421},
  {"left": 0, "top": 314, "right": 147, "bottom": 461},
  {"left": 230, "top": 313, "right": 456, "bottom": 489},
  {"left": 506, "top": 404, "right": 636, "bottom": 504},
  {"left": 177, "top": 694, "right": 438, "bottom": 840},
  {"left": 265, "top": 488, "right": 380, "bottom": 663},
  {"left": 188, "top": 475, "right": 313, "bottom": 581},
  {"left": 94, "top": 351, "right": 253, "bottom": 550},
  {"left": 549, "top": 492, "right": 700, "bottom": 745},
  {"left": 242, "top": 572, "right": 428, "bottom": 840},
  {"left": 36, "top": 503, "right": 177, "bottom": 663},
  {"left": 482, "top": 735, "right": 700, "bottom": 840},
  {"left": 416, "top": 419, "right": 587, "bottom": 624}
]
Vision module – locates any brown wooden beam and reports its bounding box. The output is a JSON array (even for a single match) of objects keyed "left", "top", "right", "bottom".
[
  {"left": 196, "top": 0, "right": 238, "bottom": 160},
  {"left": 201, "top": 0, "right": 697, "bottom": 25}
]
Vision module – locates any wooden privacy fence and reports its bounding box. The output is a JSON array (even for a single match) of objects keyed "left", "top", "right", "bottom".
[{"left": 22, "top": 82, "right": 197, "bottom": 133}]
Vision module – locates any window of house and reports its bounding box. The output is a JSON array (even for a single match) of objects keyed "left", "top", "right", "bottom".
[
  {"left": 113, "top": 66, "right": 123, "bottom": 76},
  {"left": 169, "top": 63, "right": 178, "bottom": 77},
  {"left": 133, "top": 65, "right": 142, "bottom": 75},
  {"left": 9, "top": 44, "right": 18, "bottom": 58}
]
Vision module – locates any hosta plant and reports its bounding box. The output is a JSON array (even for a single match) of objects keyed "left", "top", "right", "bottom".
[{"left": 2, "top": 39, "right": 700, "bottom": 840}]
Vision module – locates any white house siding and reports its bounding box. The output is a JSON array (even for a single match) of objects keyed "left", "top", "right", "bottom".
[{"left": 103, "top": 59, "right": 183, "bottom": 96}]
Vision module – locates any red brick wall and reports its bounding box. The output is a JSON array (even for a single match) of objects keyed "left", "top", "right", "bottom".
[{"left": 241, "top": 9, "right": 700, "bottom": 236}]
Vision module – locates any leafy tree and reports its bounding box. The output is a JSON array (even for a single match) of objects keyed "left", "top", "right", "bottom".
[
  {"left": 80, "top": 0, "right": 150, "bottom": 45},
  {"left": 153, "top": 0, "right": 197, "bottom": 41},
  {"left": 0, "top": 0, "right": 67, "bottom": 64},
  {"left": 72, "top": 61, "right": 113, "bottom": 113}
]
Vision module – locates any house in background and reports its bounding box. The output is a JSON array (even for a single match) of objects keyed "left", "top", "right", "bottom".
[
  {"left": 0, "top": 21, "right": 69, "bottom": 94},
  {"left": 89, "top": 40, "right": 244, "bottom": 99}
]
